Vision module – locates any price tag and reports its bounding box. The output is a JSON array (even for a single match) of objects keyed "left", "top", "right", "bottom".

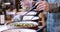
[{"left": 0, "top": 15, "right": 5, "bottom": 24}]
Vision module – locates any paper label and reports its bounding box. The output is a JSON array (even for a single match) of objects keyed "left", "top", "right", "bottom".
[{"left": 0, "top": 15, "right": 5, "bottom": 24}]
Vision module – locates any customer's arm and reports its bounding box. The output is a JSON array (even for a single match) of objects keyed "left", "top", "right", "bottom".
[
  {"left": 38, "top": 13, "right": 46, "bottom": 26},
  {"left": 35, "top": 1, "right": 49, "bottom": 26}
]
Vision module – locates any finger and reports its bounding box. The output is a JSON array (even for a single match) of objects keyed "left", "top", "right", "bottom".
[
  {"left": 37, "top": 5, "right": 46, "bottom": 10},
  {"left": 38, "top": 3, "right": 49, "bottom": 11},
  {"left": 35, "top": 2, "right": 39, "bottom": 5},
  {"left": 38, "top": 5, "right": 46, "bottom": 9},
  {"left": 38, "top": 6, "right": 46, "bottom": 11},
  {"left": 37, "top": 1, "right": 46, "bottom": 5},
  {"left": 35, "top": 1, "right": 43, "bottom": 5},
  {"left": 39, "top": 8, "right": 45, "bottom": 11},
  {"left": 36, "top": 1, "right": 49, "bottom": 11},
  {"left": 37, "top": 2, "right": 46, "bottom": 8}
]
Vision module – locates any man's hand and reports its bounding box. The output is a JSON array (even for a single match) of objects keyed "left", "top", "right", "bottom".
[{"left": 36, "top": 1, "right": 49, "bottom": 11}]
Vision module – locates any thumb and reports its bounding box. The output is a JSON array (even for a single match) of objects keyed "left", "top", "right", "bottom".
[{"left": 35, "top": 2, "right": 40, "bottom": 5}]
